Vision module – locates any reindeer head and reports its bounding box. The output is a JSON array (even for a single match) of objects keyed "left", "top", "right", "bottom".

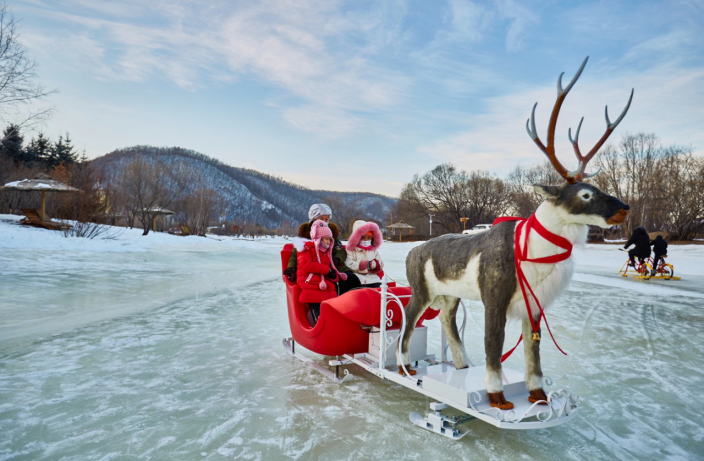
[
  {"left": 526, "top": 57, "right": 631, "bottom": 228},
  {"left": 533, "top": 183, "right": 629, "bottom": 228}
]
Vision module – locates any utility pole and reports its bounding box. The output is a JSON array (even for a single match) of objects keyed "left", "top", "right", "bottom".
[{"left": 429, "top": 214, "right": 435, "bottom": 236}]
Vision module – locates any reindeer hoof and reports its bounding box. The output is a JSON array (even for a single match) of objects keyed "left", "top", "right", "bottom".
[
  {"left": 398, "top": 365, "right": 417, "bottom": 376},
  {"left": 528, "top": 388, "right": 549, "bottom": 405},
  {"left": 488, "top": 392, "right": 514, "bottom": 410}
]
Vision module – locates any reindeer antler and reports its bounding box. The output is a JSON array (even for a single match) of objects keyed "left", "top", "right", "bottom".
[
  {"left": 526, "top": 56, "right": 634, "bottom": 183},
  {"left": 568, "top": 88, "right": 634, "bottom": 180}
]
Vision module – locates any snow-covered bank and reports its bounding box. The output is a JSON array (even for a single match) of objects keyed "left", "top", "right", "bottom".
[
  {"left": 1, "top": 216, "right": 703, "bottom": 459},
  {"left": 0, "top": 215, "right": 289, "bottom": 349},
  {"left": 0, "top": 214, "right": 291, "bottom": 252}
]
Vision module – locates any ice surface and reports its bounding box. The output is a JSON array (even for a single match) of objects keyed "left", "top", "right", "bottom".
[{"left": 1, "top": 214, "right": 703, "bottom": 459}]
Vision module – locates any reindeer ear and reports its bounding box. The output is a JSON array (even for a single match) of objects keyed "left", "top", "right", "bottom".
[{"left": 533, "top": 184, "right": 561, "bottom": 199}]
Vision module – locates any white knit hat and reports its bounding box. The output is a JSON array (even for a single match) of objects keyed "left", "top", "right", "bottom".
[{"left": 308, "top": 203, "right": 332, "bottom": 221}]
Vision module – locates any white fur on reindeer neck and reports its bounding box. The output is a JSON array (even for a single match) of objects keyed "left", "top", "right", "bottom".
[{"left": 506, "top": 201, "right": 588, "bottom": 321}]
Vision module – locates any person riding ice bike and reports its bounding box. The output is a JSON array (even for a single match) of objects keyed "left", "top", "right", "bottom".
[
  {"left": 623, "top": 226, "right": 650, "bottom": 268},
  {"left": 650, "top": 235, "right": 668, "bottom": 277}
]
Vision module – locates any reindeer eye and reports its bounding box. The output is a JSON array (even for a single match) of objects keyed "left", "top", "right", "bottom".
[{"left": 582, "top": 193, "right": 591, "bottom": 199}]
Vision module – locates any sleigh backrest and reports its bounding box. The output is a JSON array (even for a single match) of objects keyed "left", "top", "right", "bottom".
[{"left": 281, "top": 244, "right": 294, "bottom": 285}]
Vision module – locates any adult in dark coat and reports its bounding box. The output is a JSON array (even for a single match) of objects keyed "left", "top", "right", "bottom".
[
  {"left": 650, "top": 235, "right": 668, "bottom": 275},
  {"left": 624, "top": 226, "right": 651, "bottom": 266},
  {"left": 283, "top": 203, "right": 350, "bottom": 282}
]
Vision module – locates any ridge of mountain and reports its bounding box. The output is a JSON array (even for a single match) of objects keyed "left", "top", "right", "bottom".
[{"left": 91, "top": 146, "right": 397, "bottom": 229}]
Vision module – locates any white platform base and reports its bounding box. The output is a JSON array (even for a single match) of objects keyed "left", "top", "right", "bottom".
[
  {"left": 283, "top": 337, "right": 579, "bottom": 432},
  {"left": 413, "top": 364, "right": 577, "bottom": 428}
]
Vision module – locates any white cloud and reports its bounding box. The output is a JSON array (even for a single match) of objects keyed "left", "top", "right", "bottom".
[
  {"left": 420, "top": 58, "right": 704, "bottom": 175},
  {"left": 21, "top": 0, "right": 416, "bottom": 136},
  {"left": 493, "top": 0, "right": 539, "bottom": 52},
  {"left": 281, "top": 106, "right": 361, "bottom": 139},
  {"left": 18, "top": 0, "right": 549, "bottom": 138}
]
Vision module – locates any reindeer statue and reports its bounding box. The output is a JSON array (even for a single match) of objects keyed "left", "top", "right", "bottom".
[{"left": 398, "top": 57, "right": 632, "bottom": 410}]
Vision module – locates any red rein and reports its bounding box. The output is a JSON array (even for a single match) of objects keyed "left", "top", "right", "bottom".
[{"left": 492, "top": 215, "right": 572, "bottom": 362}]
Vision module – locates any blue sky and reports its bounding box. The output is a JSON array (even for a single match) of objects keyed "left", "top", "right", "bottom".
[{"left": 13, "top": 0, "right": 704, "bottom": 196}]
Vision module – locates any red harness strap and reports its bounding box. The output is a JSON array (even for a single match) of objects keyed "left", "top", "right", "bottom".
[{"left": 492, "top": 215, "right": 572, "bottom": 362}]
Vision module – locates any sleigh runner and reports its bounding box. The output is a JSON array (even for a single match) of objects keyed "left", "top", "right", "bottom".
[{"left": 280, "top": 244, "right": 579, "bottom": 438}]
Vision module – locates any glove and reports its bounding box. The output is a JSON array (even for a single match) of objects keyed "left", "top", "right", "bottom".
[
  {"left": 359, "top": 260, "right": 368, "bottom": 271},
  {"left": 283, "top": 267, "right": 296, "bottom": 282},
  {"left": 327, "top": 268, "right": 336, "bottom": 279}
]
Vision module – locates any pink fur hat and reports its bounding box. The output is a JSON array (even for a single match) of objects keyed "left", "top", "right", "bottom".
[
  {"left": 309, "top": 220, "right": 346, "bottom": 286},
  {"left": 347, "top": 220, "right": 383, "bottom": 252},
  {"left": 310, "top": 219, "right": 333, "bottom": 242}
]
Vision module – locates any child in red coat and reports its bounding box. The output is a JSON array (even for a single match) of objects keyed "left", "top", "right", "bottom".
[{"left": 296, "top": 220, "right": 346, "bottom": 325}]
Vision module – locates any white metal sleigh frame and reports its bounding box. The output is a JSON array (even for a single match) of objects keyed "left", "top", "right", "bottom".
[{"left": 282, "top": 276, "right": 579, "bottom": 439}]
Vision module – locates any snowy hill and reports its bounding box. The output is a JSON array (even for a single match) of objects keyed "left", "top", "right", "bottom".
[{"left": 91, "top": 146, "right": 396, "bottom": 229}]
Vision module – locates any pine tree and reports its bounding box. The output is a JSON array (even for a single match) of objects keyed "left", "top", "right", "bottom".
[
  {"left": 1, "top": 124, "right": 24, "bottom": 164},
  {"left": 24, "top": 132, "right": 51, "bottom": 165},
  {"left": 47, "top": 133, "right": 78, "bottom": 168}
]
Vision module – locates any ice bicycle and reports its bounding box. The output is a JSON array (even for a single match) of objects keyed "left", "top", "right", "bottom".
[
  {"left": 618, "top": 250, "right": 679, "bottom": 281},
  {"left": 280, "top": 244, "right": 578, "bottom": 439}
]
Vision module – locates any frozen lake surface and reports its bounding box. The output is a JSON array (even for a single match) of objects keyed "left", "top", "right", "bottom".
[{"left": 1, "top": 214, "right": 703, "bottom": 460}]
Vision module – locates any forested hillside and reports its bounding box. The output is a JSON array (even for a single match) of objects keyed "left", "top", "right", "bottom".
[{"left": 91, "top": 146, "right": 396, "bottom": 230}]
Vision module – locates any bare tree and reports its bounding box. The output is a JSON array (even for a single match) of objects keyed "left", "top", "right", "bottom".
[
  {"left": 117, "top": 155, "right": 190, "bottom": 235},
  {"left": 653, "top": 148, "right": 704, "bottom": 240},
  {"left": 105, "top": 182, "right": 138, "bottom": 228},
  {"left": 588, "top": 132, "right": 704, "bottom": 240},
  {"left": 463, "top": 170, "right": 510, "bottom": 226},
  {"left": 399, "top": 164, "right": 469, "bottom": 234},
  {"left": 398, "top": 164, "right": 509, "bottom": 234},
  {"left": 176, "top": 187, "right": 223, "bottom": 236},
  {"left": 0, "top": 3, "right": 55, "bottom": 129},
  {"left": 593, "top": 133, "right": 659, "bottom": 235},
  {"left": 506, "top": 161, "right": 564, "bottom": 217},
  {"left": 321, "top": 195, "right": 363, "bottom": 237}
]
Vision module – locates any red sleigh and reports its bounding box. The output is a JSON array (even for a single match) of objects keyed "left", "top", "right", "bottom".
[
  {"left": 280, "top": 243, "right": 438, "bottom": 357},
  {"left": 280, "top": 243, "right": 578, "bottom": 435}
]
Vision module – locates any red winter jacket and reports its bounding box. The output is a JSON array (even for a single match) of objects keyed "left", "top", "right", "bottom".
[{"left": 296, "top": 241, "right": 338, "bottom": 304}]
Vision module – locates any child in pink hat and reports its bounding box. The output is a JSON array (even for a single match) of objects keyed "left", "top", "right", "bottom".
[{"left": 296, "top": 220, "right": 346, "bottom": 325}]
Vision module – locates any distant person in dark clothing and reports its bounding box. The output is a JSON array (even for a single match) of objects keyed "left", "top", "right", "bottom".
[
  {"left": 650, "top": 235, "right": 668, "bottom": 276},
  {"left": 624, "top": 226, "right": 651, "bottom": 267}
]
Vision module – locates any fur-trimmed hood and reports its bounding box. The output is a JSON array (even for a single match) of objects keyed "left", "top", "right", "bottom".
[
  {"left": 293, "top": 236, "right": 309, "bottom": 252},
  {"left": 298, "top": 221, "right": 339, "bottom": 239},
  {"left": 347, "top": 220, "right": 383, "bottom": 252}
]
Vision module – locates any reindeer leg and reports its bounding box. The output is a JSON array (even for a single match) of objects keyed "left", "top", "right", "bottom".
[
  {"left": 396, "top": 293, "right": 427, "bottom": 376},
  {"left": 523, "top": 318, "right": 548, "bottom": 404},
  {"left": 438, "top": 297, "right": 470, "bottom": 369},
  {"left": 483, "top": 303, "right": 512, "bottom": 410}
]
